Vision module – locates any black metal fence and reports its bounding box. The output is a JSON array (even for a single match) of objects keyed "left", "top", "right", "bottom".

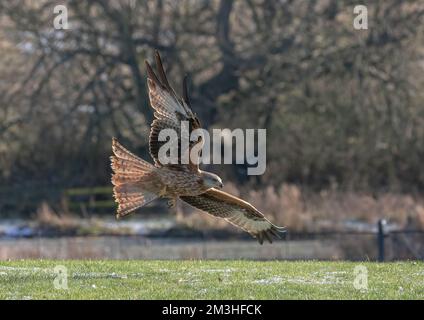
[{"left": 280, "top": 220, "right": 424, "bottom": 261}]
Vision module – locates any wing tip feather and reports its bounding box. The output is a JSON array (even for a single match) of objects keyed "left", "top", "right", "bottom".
[
  {"left": 182, "top": 74, "right": 191, "bottom": 106},
  {"left": 145, "top": 59, "right": 161, "bottom": 86},
  {"left": 256, "top": 224, "right": 286, "bottom": 244},
  {"left": 154, "top": 51, "right": 172, "bottom": 90}
]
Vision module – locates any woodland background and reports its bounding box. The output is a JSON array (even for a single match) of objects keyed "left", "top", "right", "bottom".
[{"left": 1, "top": 0, "right": 424, "bottom": 231}]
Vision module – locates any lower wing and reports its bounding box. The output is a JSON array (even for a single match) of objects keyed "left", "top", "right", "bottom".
[{"left": 180, "top": 188, "right": 285, "bottom": 244}]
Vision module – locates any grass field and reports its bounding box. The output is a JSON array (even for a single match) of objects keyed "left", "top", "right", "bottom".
[{"left": 0, "top": 260, "right": 423, "bottom": 299}]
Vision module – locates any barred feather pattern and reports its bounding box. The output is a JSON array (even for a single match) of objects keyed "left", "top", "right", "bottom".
[
  {"left": 145, "top": 52, "right": 202, "bottom": 170},
  {"left": 111, "top": 138, "right": 159, "bottom": 217},
  {"left": 181, "top": 189, "right": 286, "bottom": 244},
  {"left": 149, "top": 117, "right": 184, "bottom": 167}
]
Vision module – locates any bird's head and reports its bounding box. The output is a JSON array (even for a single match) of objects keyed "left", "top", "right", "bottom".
[{"left": 200, "top": 171, "right": 223, "bottom": 189}]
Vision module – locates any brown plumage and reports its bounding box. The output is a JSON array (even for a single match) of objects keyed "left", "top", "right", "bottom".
[
  {"left": 111, "top": 51, "right": 285, "bottom": 244},
  {"left": 180, "top": 189, "right": 284, "bottom": 244}
]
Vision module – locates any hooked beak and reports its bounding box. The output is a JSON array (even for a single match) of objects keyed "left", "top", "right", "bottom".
[{"left": 219, "top": 182, "right": 224, "bottom": 189}]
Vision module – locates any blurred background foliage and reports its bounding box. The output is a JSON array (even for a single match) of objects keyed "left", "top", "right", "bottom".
[{"left": 1, "top": 0, "right": 424, "bottom": 219}]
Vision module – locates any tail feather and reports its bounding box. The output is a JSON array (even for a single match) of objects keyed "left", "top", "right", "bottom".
[
  {"left": 114, "top": 189, "right": 158, "bottom": 217},
  {"left": 111, "top": 172, "right": 141, "bottom": 185},
  {"left": 112, "top": 138, "right": 149, "bottom": 164},
  {"left": 111, "top": 138, "right": 159, "bottom": 218},
  {"left": 111, "top": 157, "right": 150, "bottom": 175}
]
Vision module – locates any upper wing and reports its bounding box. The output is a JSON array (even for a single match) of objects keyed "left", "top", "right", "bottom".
[
  {"left": 145, "top": 51, "right": 202, "bottom": 170},
  {"left": 180, "top": 189, "right": 285, "bottom": 244}
]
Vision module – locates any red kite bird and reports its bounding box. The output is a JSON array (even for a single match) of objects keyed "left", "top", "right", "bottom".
[{"left": 111, "top": 51, "right": 285, "bottom": 244}]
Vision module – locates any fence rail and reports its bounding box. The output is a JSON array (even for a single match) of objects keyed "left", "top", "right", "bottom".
[{"left": 64, "top": 186, "right": 115, "bottom": 212}]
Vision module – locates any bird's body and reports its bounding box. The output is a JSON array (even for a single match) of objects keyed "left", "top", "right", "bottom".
[
  {"left": 111, "top": 51, "right": 285, "bottom": 244},
  {"left": 157, "top": 167, "right": 223, "bottom": 197},
  {"left": 157, "top": 167, "right": 202, "bottom": 197}
]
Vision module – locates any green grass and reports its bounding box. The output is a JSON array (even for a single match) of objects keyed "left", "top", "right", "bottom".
[{"left": 0, "top": 260, "right": 423, "bottom": 299}]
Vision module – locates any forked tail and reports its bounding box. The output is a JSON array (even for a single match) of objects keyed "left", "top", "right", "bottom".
[{"left": 110, "top": 138, "right": 158, "bottom": 218}]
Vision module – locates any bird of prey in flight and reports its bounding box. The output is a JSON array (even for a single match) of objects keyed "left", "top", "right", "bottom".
[{"left": 111, "top": 51, "right": 285, "bottom": 244}]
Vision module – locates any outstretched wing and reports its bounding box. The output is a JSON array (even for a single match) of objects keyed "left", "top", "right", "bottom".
[
  {"left": 180, "top": 189, "right": 285, "bottom": 244},
  {"left": 145, "top": 51, "right": 202, "bottom": 170}
]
